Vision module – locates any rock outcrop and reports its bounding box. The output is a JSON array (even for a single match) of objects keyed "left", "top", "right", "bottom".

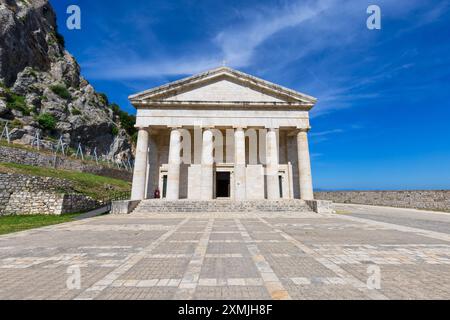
[{"left": 0, "top": 0, "right": 134, "bottom": 161}]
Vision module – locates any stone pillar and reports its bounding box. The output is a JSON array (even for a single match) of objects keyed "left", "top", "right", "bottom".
[
  {"left": 266, "top": 128, "right": 280, "bottom": 200},
  {"left": 131, "top": 127, "right": 149, "bottom": 200},
  {"left": 234, "top": 127, "right": 246, "bottom": 200},
  {"left": 167, "top": 127, "right": 182, "bottom": 200},
  {"left": 201, "top": 128, "right": 214, "bottom": 200},
  {"left": 297, "top": 129, "right": 314, "bottom": 200}
]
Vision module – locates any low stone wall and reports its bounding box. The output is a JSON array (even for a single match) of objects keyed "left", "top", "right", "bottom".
[
  {"left": 0, "top": 145, "right": 132, "bottom": 181},
  {"left": 315, "top": 190, "right": 450, "bottom": 212},
  {"left": 0, "top": 173, "right": 99, "bottom": 215}
]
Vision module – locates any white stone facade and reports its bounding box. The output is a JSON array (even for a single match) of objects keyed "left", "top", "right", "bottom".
[{"left": 129, "top": 67, "right": 316, "bottom": 201}]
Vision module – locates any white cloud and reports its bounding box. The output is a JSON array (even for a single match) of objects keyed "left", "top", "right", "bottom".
[
  {"left": 310, "top": 129, "right": 344, "bottom": 137},
  {"left": 79, "top": 0, "right": 446, "bottom": 119},
  {"left": 214, "top": 0, "right": 333, "bottom": 67},
  {"left": 82, "top": 0, "right": 336, "bottom": 80}
]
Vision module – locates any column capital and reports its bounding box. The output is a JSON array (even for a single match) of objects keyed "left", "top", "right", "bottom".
[
  {"left": 233, "top": 126, "right": 247, "bottom": 130},
  {"left": 168, "top": 125, "right": 182, "bottom": 130},
  {"left": 135, "top": 126, "right": 150, "bottom": 131},
  {"left": 296, "top": 127, "right": 312, "bottom": 133}
]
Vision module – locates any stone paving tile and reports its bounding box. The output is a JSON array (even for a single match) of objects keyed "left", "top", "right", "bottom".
[
  {"left": 341, "top": 263, "right": 450, "bottom": 299},
  {"left": 97, "top": 287, "right": 177, "bottom": 300},
  {"left": 1, "top": 208, "right": 450, "bottom": 300},
  {"left": 264, "top": 255, "right": 337, "bottom": 278},
  {"left": 336, "top": 204, "right": 450, "bottom": 235},
  {"left": 249, "top": 232, "right": 286, "bottom": 241},
  {"left": 280, "top": 280, "right": 370, "bottom": 300},
  {"left": 209, "top": 232, "right": 243, "bottom": 241},
  {"left": 177, "top": 226, "right": 208, "bottom": 232},
  {"left": 257, "top": 242, "right": 306, "bottom": 256},
  {"left": 167, "top": 233, "right": 203, "bottom": 241},
  {"left": 206, "top": 242, "right": 250, "bottom": 255},
  {"left": 240, "top": 223, "right": 274, "bottom": 233},
  {"left": 120, "top": 258, "right": 191, "bottom": 280},
  {"left": 212, "top": 226, "right": 240, "bottom": 232},
  {"left": 173, "top": 219, "right": 213, "bottom": 300},
  {"left": 87, "top": 218, "right": 183, "bottom": 226},
  {"left": 0, "top": 266, "right": 113, "bottom": 300},
  {"left": 284, "top": 227, "right": 447, "bottom": 245},
  {"left": 200, "top": 257, "right": 260, "bottom": 279},
  {"left": 152, "top": 242, "right": 198, "bottom": 255},
  {"left": 0, "top": 230, "right": 167, "bottom": 249},
  {"left": 194, "top": 286, "right": 271, "bottom": 300}
]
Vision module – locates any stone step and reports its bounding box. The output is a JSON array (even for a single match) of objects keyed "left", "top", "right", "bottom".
[{"left": 132, "top": 200, "right": 313, "bottom": 213}]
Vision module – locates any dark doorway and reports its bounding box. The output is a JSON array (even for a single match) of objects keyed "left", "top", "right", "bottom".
[
  {"left": 279, "top": 175, "right": 283, "bottom": 198},
  {"left": 216, "top": 172, "right": 231, "bottom": 198},
  {"left": 162, "top": 175, "right": 168, "bottom": 198}
]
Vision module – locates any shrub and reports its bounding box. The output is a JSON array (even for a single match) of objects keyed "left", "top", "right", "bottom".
[
  {"left": 109, "top": 103, "right": 137, "bottom": 138},
  {"left": 6, "top": 93, "right": 30, "bottom": 116},
  {"left": 11, "top": 119, "right": 23, "bottom": 129},
  {"left": 98, "top": 93, "right": 109, "bottom": 106},
  {"left": 55, "top": 32, "right": 65, "bottom": 48},
  {"left": 29, "top": 69, "right": 38, "bottom": 78},
  {"left": 119, "top": 112, "right": 137, "bottom": 137},
  {"left": 50, "top": 84, "right": 71, "bottom": 100},
  {"left": 71, "top": 108, "right": 82, "bottom": 116},
  {"left": 131, "top": 131, "right": 138, "bottom": 145},
  {"left": 37, "top": 113, "right": 57, "bottom": 131},
  {"left": 109, "top": 103, "right": 120, "bottom": 114},
  {"left": 111, "top": 126, "right": 119, "bottom": 136}
]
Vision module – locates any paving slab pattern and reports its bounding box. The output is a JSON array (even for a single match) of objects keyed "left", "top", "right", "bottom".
[{"left": 0, "top": 206, "right": 449, "bottom": 300}]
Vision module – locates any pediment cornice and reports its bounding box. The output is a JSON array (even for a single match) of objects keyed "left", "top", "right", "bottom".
[{"left": 129, "top": 67, "right": 317, "bottom": 108}]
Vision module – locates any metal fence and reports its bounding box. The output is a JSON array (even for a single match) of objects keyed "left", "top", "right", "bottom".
[{"left": 0, "top": 119, "right": 134, "bottom": 171}]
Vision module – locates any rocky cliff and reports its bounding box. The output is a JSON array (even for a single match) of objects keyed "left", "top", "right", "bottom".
[{"left": 0, "top": 0, "right": 135, "bottom": 161}]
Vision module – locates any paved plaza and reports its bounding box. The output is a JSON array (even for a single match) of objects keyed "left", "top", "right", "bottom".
[{"left": 0, "top": 204, "right": 450, "bottom": 300}]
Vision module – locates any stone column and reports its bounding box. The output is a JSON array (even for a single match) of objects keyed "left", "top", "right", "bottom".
[
  {"left": 201, "top": 128, "right": 214, "bottom": 200},
  {"left": 297, "top": 129, "right": 314, "bottom": 200},
  {"left": 266, "top": 128, "right": 280, "bottom": 200},
  {"left": 167, "top": 127, "right": 182, "bottom": 200},
  {"left": 234, "top": 127, "right": 246, "bottom": 200},
  {"left": 131, "top": 127, "right": 149, "bottom": 200}
]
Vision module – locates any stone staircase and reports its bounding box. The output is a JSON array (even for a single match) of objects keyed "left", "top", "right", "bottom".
[{"left": 132, "top": 199, "right": 313, "bottom": 214}]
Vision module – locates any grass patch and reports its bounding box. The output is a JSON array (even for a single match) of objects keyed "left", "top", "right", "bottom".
[
  {"left": 50, "top": 84, "right": 71, "bottom": 100},
  {"left": 37, "top": 113, "right": 57, "bottom": 131},
  {"left": 0, "top": 214, "right": 80, "bottom": 235},
  {"left": 6, "top": 92, "right": 31, "bottom": 116},
  {"left": 71, "top": 108, "right": 82, "bottom": 116},
  {"left": 0, "top": 162, "right": 131, "bottom": 200}
]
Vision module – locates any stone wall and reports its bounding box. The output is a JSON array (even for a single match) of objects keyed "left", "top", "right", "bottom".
[
  {"left": 315, "top": 190, "right": 450, "bottom": 212},
  {"left": 0, "top": 173, "right": 99, "bottom": 215},
  {"left": 0, "top": 145, "right": 132, "bottom": 181}
]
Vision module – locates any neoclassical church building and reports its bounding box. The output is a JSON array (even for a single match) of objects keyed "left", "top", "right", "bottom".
[{"left": 129, "top": 67, "right": 316, "bottom": 202}]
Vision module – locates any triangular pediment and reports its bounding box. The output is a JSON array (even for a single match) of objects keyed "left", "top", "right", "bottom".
[
  {"left": 129, "top": 67, "right": 317, "bottom": 108},
  {"left": 164, "top": 76, "right": 285, "bottom": 103}
]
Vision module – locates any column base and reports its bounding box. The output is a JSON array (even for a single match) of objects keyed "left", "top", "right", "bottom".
[
  {"left": 233, "top": 164, "right": 246, "bottom": 201},
  {"left": 201, "top": 164, "right": 214, "bottom": 200}
]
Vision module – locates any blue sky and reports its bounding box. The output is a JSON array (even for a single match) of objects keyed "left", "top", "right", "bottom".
[{"left": 50, "top": 0, "right": 450, "bottom": 190}]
